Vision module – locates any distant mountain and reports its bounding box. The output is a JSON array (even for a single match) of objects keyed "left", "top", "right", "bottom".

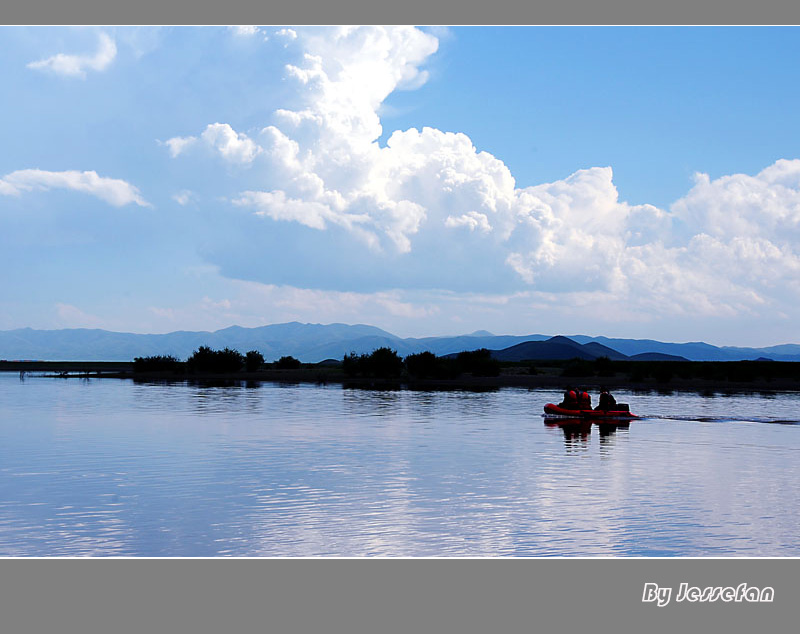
[
  {"left": 628, "top": 352, "right": 689, "bottom": 361},
  {"left": 567, "top": 335, "right": 800, "bottom": 362},
  {"left": 407, "top": 333, "right": 550, "bottom": 357},
  {"left": 568, "top": 335, "right": 733, "bottom": 361},
  {"left": 488, "top": 336, "right": 685, "bottom": 362},
  {"left": 1, "top": 323, "right": 798, "bottom": 363},
  {"left": 0, "top": 323, "right": 401, "bottom": 362},
  {"left": 304, "top": 334, "right": 419, "bottom": 360},
  {"left": 721, "top": 343, "right": 800, "bottom": 362},
  {"left": 580, "top": 341, "right": 630, "bottom": 361},
  {"left": 490, "top": 338, "right": 594, "bottom": 361}
]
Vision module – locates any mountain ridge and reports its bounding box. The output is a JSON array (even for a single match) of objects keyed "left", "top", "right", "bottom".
[{"left": 1, "top": 323, "right": 799, "bottom": 363}]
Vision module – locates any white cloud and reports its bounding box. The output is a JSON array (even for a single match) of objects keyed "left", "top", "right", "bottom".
[
  {"left": 165, "top": 123, "right": 261, "bottom": 164},
  {"left": 672, "top": 159, "right": 800, "bottom": 242},
  {"left": 376, "top": 294, "right": 438, "bottom": 319},
  {"left": 201, "top": 296, "right": 232, "bottom": 310},
  {"left": 27, "top": 32, "right": 117, "bottom": 79},
  {"left": 229, "top": 26, "right": 262, "bottom": 38},
  {"left": 172, "top": 190, "right": 195, "bottom": 206},
  {"left": 445, "top": 211, "right": 492, "bottom": 233},
  {"left": 55, "top": 303, "right": 104, "bottom": 328},
  {"left": 200, "top": 123, "right": 262, "bottom": 164},
  {"left": 235, "top": 28, "right": 447, "bottom": 252},
  {"left": 0, "top": 169, "right": 149, "bottom": 207},
  {"left": 162, "top": 136, "right": 197, "bottom": 158},
  {"left": 162, "top": 26, "right": 800, "bottom": 329},
  {"left": 275, "top": 28, "right": 298, "bottom": 42},
  {"left": 233, "top": 190, "right": 338, "bottom": 230}
]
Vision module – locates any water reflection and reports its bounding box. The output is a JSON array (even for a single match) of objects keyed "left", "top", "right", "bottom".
[
  {"left": 598, "top": 423, "right": 617, "bottom": 440},
  {"left": 544, "top": 418, "right": 592, "bottom": 454},
  {"left": 544, "top": 417, "right": 631, "bottom": 453},
  {"left": 2, "top": 376, "right": 800, "bottom": 556}
]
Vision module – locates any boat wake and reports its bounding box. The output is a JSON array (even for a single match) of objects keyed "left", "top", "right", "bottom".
[{"left": 641, "top": 415, "right": 800, "bottom": 425}]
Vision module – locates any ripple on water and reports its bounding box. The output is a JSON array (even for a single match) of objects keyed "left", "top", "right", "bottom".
[{"left": 1, "top": 377, "right": 800, "bottom": 555}]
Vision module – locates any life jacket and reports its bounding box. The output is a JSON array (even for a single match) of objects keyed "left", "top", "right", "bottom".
[{"left": 560, "top": 390, "right": 579, "bottom": 410}]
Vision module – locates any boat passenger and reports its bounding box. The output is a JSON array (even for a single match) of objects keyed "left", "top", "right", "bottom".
[
  {"left": 578, "top": 390, "right": 591, "bottom": 409},
  {"left": 596, "top": 388, "right": 617, "bottom": 412},
  {"left": 558, "top": 386, "right": 580, "bottom": 410}
]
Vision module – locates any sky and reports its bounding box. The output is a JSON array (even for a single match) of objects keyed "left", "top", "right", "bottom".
[{"left": 2, "top": 25, "right": 800, "bottom": 346}]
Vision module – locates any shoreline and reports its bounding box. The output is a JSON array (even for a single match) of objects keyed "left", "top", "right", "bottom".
[{"left": 6, "top": 362, "right": 800, "bottom": 393}]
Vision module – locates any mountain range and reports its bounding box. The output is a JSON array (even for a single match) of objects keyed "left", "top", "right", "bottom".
[
  {"left": 2, "top": 323, "right": 800, "bottom": 363},
  {"left": 485, "top": 336, "right": 687, "bottom": 362}
]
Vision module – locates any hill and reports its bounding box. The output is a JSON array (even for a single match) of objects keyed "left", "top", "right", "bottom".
[
  {"left": 0, "top": 323, "right": 797, "bottom": 363},
  {"left": 490, "top": 336, "right": 629, "bottom": 361}
]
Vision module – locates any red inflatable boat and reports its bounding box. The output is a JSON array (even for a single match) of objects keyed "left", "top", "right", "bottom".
[{"left": 543, "top": 403, "right": 638, "bottom": 420}]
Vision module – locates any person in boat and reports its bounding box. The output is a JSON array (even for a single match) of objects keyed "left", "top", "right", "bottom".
[
  {"left": 596, "top": 387, "right": 617, "bottom": 412},
  {"left": 558, "top": 386, "right": 580, "bottom": 410},
  {"left": 559, "top": 386, "right": 591, "bottom": 410}
]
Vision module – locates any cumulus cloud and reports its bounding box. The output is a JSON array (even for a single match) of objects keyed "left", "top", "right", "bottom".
[
  {"left": 163, "top": 135, "right": 197, "bottom": 158},
  {"left": 673, "top": 159, "right": 800, "bottom": 242},
  {"left": 0, "top": 169, "right": 149, "bottom": 207},
  {"left": 165, "top": 123, "right": 262, "bottom": 165},
  {"left": 651, "top": 161, "right": 800, "bottom": 314},
  {"left": 445, "top": 212, "right": 492, "bottom": 233},
  {"left": 233, "top": 190, "right": 343, "bottom": 230},
  {"left": 27, "top": 32, "right": 117, "bottom": 79},
  {"left": 229, "top": 26, "right": 262, "bottom": 38},
  {"left": 275, "top": 28, "right": 298, "bottom": 42},
  {"left": 164, "top": 26, "right": 800, "bottom": 326},
  {"left": 200, "top": 123, "right": 262, "bottom": 164}
]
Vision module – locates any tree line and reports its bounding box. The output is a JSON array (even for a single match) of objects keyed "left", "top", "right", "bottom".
[
  {"left": 134, "top": 347, "right": 800, "bottom": 384},
  {"left": 133, "top": 346, "right": 501, "bottom": 379},
  {"left": 133, "top": 347, "right": 301, "bottom": 374},
  {"left": 343, "top": 348, "right": 500, "bottom": 379}
]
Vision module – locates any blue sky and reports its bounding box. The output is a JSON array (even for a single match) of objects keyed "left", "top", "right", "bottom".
[{"left": 2, "top": 26, "right": 800, "bottom": 346}]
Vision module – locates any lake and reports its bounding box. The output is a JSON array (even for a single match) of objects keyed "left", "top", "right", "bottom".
[{"left": 1, "top": 373, "right": 799, "bottom": 556}]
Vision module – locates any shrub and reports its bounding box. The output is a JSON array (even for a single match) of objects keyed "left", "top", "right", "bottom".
[
  {"left": 342, "top": 348, "right": 403, "bottom": 378},
  {"left": 368, "top": 347, "right": 404, "bottom": 378},
  {"left": 342, "top": 351, "right": 365, "bottom": 377},
  {"left": 245, "top": 350, "right": 265, "bottom": 372},
  {"left": 187, "top": 346, "right": 245, "bottom": 373},
  {"left": 405, "top": 351, "right": 440, "bottom": 379},
  {"left": 133, "top": 355, "right": 181, "bottom": 373},
  {"left": 456, "top": 349, "right": 500, "bottom": 377},
  {"left": 275, "top": 355, "right": 301, "bottom": 370}
]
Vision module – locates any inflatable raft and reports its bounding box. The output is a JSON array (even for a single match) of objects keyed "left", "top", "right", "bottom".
[{"left": 543, "top": 403, "right": 638, "bottom": 420}]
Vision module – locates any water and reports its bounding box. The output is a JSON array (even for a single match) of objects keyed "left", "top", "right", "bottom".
[{"left": 1, "top": 373, "right": 799, "bottom": 556}]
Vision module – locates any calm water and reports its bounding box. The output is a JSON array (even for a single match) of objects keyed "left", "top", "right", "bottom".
[{"left": 1, "top": 373, "right": 799, "bottom": 557}]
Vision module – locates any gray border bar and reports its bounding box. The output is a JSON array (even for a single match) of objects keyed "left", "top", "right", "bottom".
[
  {"left": 4, "top": 7, "right": 800, "bottom": 633},
  {"left": 5, "top": 0, "right": 800, "bottom": 25},
  {"left": 1, "top": 559, "right": 798, "bottom": 634}
]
